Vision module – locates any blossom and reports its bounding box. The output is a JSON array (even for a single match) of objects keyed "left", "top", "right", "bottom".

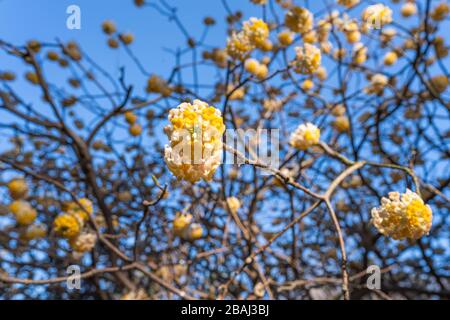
[
  {"left": 7, "top": 178, "right": 28, "bottom": 200},
  {"left": 226, "top": 196, "right": 241, "bottom": 214},
  {"left": 250, "top": 0, "right": 267, "bottom": 4},
  {"left": 292, "top": 44, "right": 322, "bottom": 74},
  {"left": 9, "top": 200, "right": 37, "bottom": 225},
  {"left": 172, "top": 212, "right": 193, "bottom": 237},
  {"left": 263, "top": 99, "right": 283, "bottom": 112},
  {"left": 371, "top": 189, "right": 432, "bottom": 240},
  {"left": 182, "top": 223, "right": 204, "bottom": 241},
  {"left": 64, "top": 198, "right": 93, "bottom": 222},
  {"left": 285, "top": 6, "right": 314, "bottom": 34},
  {"left": 290, "top": 123, "right": 321, "bottom": 150},
  {"left": 431, "top": 2, "right": 449, "bottom": 21},
  {"left": 366, "top": 73, "right": 388, "bottom": 95},
  {"left": 383, "top": 51, "right": 398, "bottom": 65},
  {"left": 333, "top": 116, "right": 350, "bottom": 132},
  {"left": 226, "top": 31, "right": 253, "bottom": 60},
  {"left": 69, "top": 232, "right": 97, "bottom": 253},
  {"left": 337, "top": 0, "right": 360, "bottom": 8},
  {"left": 53, "top": 213, "right": 82, "bottom": 238},
  {"left": 164, "top": 100, "right": 225, "bottom": 183},
  {"left": 301, "top": 79, "right": 314, "bottom": 91},
  {"left": 401, "top": 2, "right": 417, "bottom": 17},
  {"left": 23, "top": 224, "right": 47, "bottom": 240},
  {"left": 244, "top": 58, "right": 268, "bottom": 79},
  {"left": 242, "top": 18, "right": 270, "bottom": 48},
  {"left": 352, "top": 42, "right": 368, "bottom": 65},
  {"left": 278, "top": 30, "right": 294, "bottom": 46},
  {"left": 362, "top": 4, "right": 393, "bottom": 29}
]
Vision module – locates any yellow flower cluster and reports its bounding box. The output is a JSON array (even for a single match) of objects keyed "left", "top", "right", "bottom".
[
  {"left": 226, "top": 18, "right": 270, "bottom": 60},
  {"left": 164, "top": 100, "right": 225, "bottom": 183},
  {"left": 244, "top": 58, "right": 268, "bottom": 79},
  {"left": 53, "top": 198, "right": 96, "bottom": 253},
  {"left": 172, "top": 212, "right": 204, "bottom": 241},
  {"left": 365, "top": 73, "right": 388, "bottom": 95},
  {"left": 362, "top": 4, "right": 393, "bottom": 28},
  {"left": 22, "top": 224, "right": 47, "bottom": 241},
  {"left": 371, "top": 189, "right": 432, "bottom": 240},
  {"left": 337, "top": 0, "right": 360, "bottom": 8},
  {"left": 292, "top": 44, "right": 322, "bottom": 74},
  {"left": 352, "top": 43, "right": 368, "bottom": 65},
  {"left": 9, "top": 200, "right": 37, "bottom": 226},
  {"left": 289, "top": 123, "right": 321, "bottom": 150},
  {"left": 226, "top": 196, "right": 241, "bottom": 214},
  {"left": 69, "top": 232, "right": 98, "bottom": 253},
  {"left": 7, "top": 178, "right": 29, "bottom": 200},
  {"left": 53, "top": 213, "right": 82, "bottom": 238},
  {"left": 250, "top": 0, "right": 267, "bottom": 4},
  {"left": 63, "top": 198, "right": 94, "bottom": 222},
  {"left": 285, "top": 6, "right": 314, "bottom": 34}
]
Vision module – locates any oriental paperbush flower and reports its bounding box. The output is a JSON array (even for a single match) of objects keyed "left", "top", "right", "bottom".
[
  {"left": 69, "top": 232, "right": 97, "bottom": 253},
  {"left": 7, "top": 178, "right": 28, "bottom": 200},
  {"left": 290, "top": 123, "right": 321, "bottom": 150},
  {"left": 226, "top": 18, "right": 269, "bottom": 60},
  {"left": 244, "top": 58, "right": 268, "bottom": 79},
  {"left": 285, "top": 6, "right": 314, "bottom": 34},
  {"left": 352, "top": 42, "right": 368, "bottom": 64},
  {"left": 226, "top": 31, "right": 253, "bottom": 60},
  {"left": 173, "top": 212, "right": 193, "bottom": 236},
  {"left": 9, "top": 200, "right": 37, "bottom": 225},
  {"left": 337, "top": 0, "right": 359, "bottom": 8},
  {"left": 23, "top": 224, "right": 47, "bottom": 240},
  {"left": 362, "top": 4, "right": 393, "bottom": 29},
  {"left": 431, "top": 2, "right": 449, "bottom": 21},
  {"left": 250, "top": 0, "right": 267, "bottom": 4},
  {"left": 292, "top": 44, "right": 322, "bottom": 74},
  {"left": 64, "top": 198, "right": 93, "bottom": 222},
  {"left": 242, "top": 18, "right": 270, "bottom": 49},
  {"left": 401, "top": 2, "right": 417, "bottom": 17},
  {"left": 371, "top": 189, "right": 432, "bottom": 240},
  {"left": 164, "top": 100, "right": 225, "bottom": 183},
  {"left": 226, "top": 196, "right": 241, "bottom": 214},
  {"left": 53, "top": 213, "right": 82, "bottom": 238},
  {"left": 384, "top": 51, "right": 398, "bottom": 65},
  {"left": 366, "top": 73, "right": 388, "bottom": 95}
]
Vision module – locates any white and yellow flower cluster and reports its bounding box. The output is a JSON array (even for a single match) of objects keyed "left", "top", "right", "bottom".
[
  {"left": 53, "top": 198, "right": 97, "bottom": 254},
  {"left": 289, "top": 123, "right": 321, "bottom": 150},
  {"left": 285, "top": 6, "right": 314, "bottom": 34},
  {"left": 362, "top": 3, "right": 393, "bottom": 29},
  {"left": 371, "top": 189, "right": 432, "bottom": 240},
  {"left": 292, "top": 44, "right": 322, "bottom": 74},
  {"left": 164, "top": 99, "right": 226, "bottom": 183},
  {"left": 226, "top": 18, "right": 270, "bottom": 60}
]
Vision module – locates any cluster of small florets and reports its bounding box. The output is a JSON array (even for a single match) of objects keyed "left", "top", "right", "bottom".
[
  {"left": 337, "top": 0, "right": 360, "bottom": 8},
  {"left": 244, "top": 58, "right": 269, "bottom": 79},
  {"left": 172, "top": 212, "right": 204, "bottom": 241},
  {"left": 365, "top": 73, "right": 389, "bottom": 95},
  {"left": 53, "top": 198, "right": 97, "bottom": 255},
  {"left": 285, "top": 6, "right": 314, "bottom": 34},
  {"left": 362, "top": 3, "right": 393, "bottom": 29},
  {"left": 371, "top": 189, "right": 433, "bottom": 240},
  {"left": 289, "top": 123, "right": 321, "bottom": 150},
  {"left": 292, "top": 44, "right": 322, "bottom": 74},
  {"left": 226, "top": 197, "right": 241, "bottom": 215},
  {"left": 164, "top": 99, "right": 225, "bottom": 183},
  {"left": 226, "top": 18, "right": 270, "bottom": 60}
]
